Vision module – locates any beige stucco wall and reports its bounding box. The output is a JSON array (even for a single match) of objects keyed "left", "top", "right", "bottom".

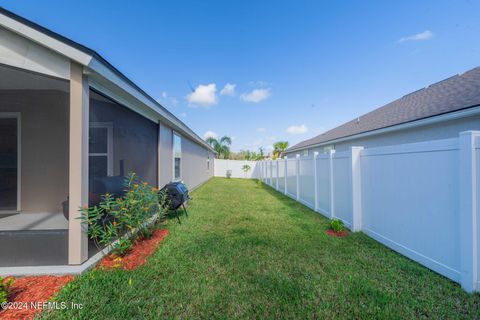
[
  {"left": 0, "top": 90, "right": 69, "bottom": 214},
  {"left": 182, "top": 136, "right": 214, "bottom": 190},
  {"left": 158, "top": 122, "right": 173, "bottom": 186},
  {"left": 158, "top": 122, "right": 213, "bottom": 189}
]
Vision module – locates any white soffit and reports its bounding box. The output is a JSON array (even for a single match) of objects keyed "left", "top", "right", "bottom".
[
  {"left": 0, "top": 12, "right": 91, "bottom": 66},
  {"left": 0, "top": 27, "right": 70, "bottom": 79}
]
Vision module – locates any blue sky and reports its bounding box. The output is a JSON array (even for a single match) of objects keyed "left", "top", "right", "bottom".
[{"left": 3, "top": 0, "right": 480, "bottom": 152}]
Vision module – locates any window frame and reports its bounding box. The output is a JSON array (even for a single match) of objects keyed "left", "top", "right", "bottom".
[
  {"left": 0, "top": 112, "right": 21, "bottom": 213},
  {"left": 89, "top": 122, "right": 114, "bottom": 177},
  {"left": 172, "top": 131, "right": 182, "bottom": 181}
]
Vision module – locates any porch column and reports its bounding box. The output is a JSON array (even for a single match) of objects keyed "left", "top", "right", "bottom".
[{"left": 68, "top": 62, "right": 89, "bottom": 265}]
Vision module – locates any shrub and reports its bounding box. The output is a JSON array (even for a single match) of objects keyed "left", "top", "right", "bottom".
[
  {"left": 112, "top": 238, "right": 133, "bottom": 256},
  {"left": 0, "top": 277, "right": 14, "bottom": 306},
  {"left": 80, "top": 172, "right": 166, "bottom": 256},
  {"left": 330, "top": 219, "right": 344, "bottom": 233}
]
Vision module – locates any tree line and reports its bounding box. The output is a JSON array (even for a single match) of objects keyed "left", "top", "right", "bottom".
[{"left": 206, "top": 136, "right": 289, "bottom": 160}]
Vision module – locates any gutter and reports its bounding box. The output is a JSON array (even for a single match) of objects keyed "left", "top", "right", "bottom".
[{"left": 286, "top": 104, "right": 480, "bottom": 153}]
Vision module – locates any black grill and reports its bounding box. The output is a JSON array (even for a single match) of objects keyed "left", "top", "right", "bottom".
[{"left": 160, "top": 182, "right": 190, "bottom": 223}]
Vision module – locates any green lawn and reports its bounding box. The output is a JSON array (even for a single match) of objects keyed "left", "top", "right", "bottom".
[{"left": 43, "top": 178, "right": 480, "bottom": 319}]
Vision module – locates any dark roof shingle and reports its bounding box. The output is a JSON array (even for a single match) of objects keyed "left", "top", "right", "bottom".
[{"left": 288, "top": 67, "right": 480, "bottom": 152}]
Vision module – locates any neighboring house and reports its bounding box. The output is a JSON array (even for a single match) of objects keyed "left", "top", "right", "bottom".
[
  {"left": 286, "top": 67, "right": 480, "bottom": 155},
  {"left": 0, "top": 8, "right": 215, "bottom": 272}
]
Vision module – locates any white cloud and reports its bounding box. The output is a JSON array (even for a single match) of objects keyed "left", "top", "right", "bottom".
[
  {"left": 398, "top": 30, "right": 433, "bottom": 43},
  {"left": 203, "top": 130, "right": 218, "bottom": 140},
  {"left": 240, "top": 88, "right": 271, "bottom": 103},
  {"left": 186, "top": 83, "right": 218, "bottom": 107},
  {"left": 161, "top": 91, "right": 168, "bottom": 99},
  {"left": 179, "top": 112, "right": 187, "bottom": 118},
  {"left": 220, "top": 83, "right": 236, "bottom": 96},
  {"left": 256, "top": 127, "right": 266, "bottom": 133},
  {"left": 287, "top": 124, "right": 308, "bottom": 134}
]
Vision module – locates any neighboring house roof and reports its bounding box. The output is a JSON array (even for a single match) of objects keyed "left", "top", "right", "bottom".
[
  {"left": 0, "top": 6, "right": 215, "bottom": 153},
  {"left": 288, "top": 66, "right": 480, "bottom": 152}
]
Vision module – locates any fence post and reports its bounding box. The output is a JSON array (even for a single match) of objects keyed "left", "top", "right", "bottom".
[
  {"left": 276, "top": 159, "right": 279, "bottom": 190},
  {"left": 314, "top": 152, "right": 319, "bottom": 212},
  {"left": 263, "top": 161, "right": 266, "bottom": 182},
  {"left": 296, "top": 154, "right": 300, "bottom": 201},
  {"left": 329, "top": 150, "right": 335, "bottom": 219},
  {"left": 459, "top": 131, "right": 480, "bottom": 293},
  {"left": 260, "top": 161, "right": 263, "bottom": 181},
  {"left": 284, "top": 156, "right": 288, "bottom": 195},
  {"left": 268, "top": 160, "right": 273, "bottom": 187},
  {"left": 350, "top": 146, "right": 363, "bottom": 232}
]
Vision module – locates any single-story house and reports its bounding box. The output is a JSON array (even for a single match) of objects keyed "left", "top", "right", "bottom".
[
  {"left": 0, "top": 7, "right": 215, "bottom": 273},
  {"left": 286, "top": 66, "right": 480, "bottom": 156}
]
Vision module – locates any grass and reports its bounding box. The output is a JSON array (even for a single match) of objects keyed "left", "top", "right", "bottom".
[{"left": 42, "top": 178, "right": 480, "bottom": 319}]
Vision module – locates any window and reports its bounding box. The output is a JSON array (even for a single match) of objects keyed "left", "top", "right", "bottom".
[
  {"left": 207, "top": 151, "right": 210, "bottom": 170},
  {"left": 0, "top": 113, "right": 20, "bottom": 212},
  {"left": 173, "top": 132, "right": 182, "bottom": 180},
  {"left": 323, "top": 145, "right": 334, "bottom": 152},
  {"left": 303, "top": 149, "right": 309, "bottom": 157},
  {"left": 89, "top": 123, "right": 113, "bottom": 179}
]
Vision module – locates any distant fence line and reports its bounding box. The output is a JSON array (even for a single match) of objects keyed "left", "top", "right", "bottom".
[
  {"left": 258, "top": 131, "right": 480, "bottom": 293},
  {"left": 214, "top": 159, "right": 260, "bottom": 179}
]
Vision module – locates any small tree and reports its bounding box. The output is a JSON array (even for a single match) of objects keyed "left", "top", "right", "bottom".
[{"left": 241, "top": 164, "right": 251, "bottom": 178}]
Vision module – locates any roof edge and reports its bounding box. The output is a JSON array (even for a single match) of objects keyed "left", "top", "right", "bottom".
[
  {"left": 286, "top": 104, "right": 480, "bottom": 153},
  {"left": 0, "top": 6, "right": 215, "bottom": 153}
]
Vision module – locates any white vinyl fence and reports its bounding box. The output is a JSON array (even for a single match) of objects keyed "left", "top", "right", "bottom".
[
  {"left": 259, "top": 131, "right": 480, "bottom": 292},
  {"left": 214, "top": 159, "right": 260, "bottom": 179}
]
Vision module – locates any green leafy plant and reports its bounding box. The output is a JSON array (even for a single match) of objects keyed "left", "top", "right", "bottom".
[
  {"left": 330, "top": 219, "right": 344, "bottom": 233},
  {"left": 79, "top": 172, "right": 166, "bottom": 257},
  {"left": 139, "top": 227, "right": 154, "bottom": 240},
  {"left": 112, "top": 238, "right": 133, "bottom": 256},
  {"left": 0, "top": 277, "right": 14, "bottom": 306}
]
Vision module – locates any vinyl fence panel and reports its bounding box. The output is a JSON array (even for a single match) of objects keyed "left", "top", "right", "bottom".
[
  {"left": 214, "top": 159, "right": 259, "bottom": 179},
  {"left": 286, "top": 158, "right": 297, "bottom": 197},
  {"left": 361, "top": 138, "right": 460, "bottom": 282},
  {"left": 259, "top": 131, "right": 480, "bottom": 292},
  {"left": 331, "top": 151, "right": 352, "bottom": 227},
  {"left": 316, "top": 152, "right": 332, "bottom": 217},
  {"left": 298, "top": 155, "right": 315, "bottom": 208},
  {"left": 277, "top": 159, "right": 285, "bottom": 192}
]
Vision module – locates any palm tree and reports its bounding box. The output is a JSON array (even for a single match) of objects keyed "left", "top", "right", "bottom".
[
  {"left": 272, "top": 141, "right": 289, "bottom": 159},
  {"left": 206, "top": 136, "right": 232, "bottom": 159}
]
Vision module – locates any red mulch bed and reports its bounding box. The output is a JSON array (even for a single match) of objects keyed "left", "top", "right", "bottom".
[
  {"left": 0, "top": 275, "right": 74, "bottom": 320},
  {"left": 98, "top": 229, "right": 169, "bottom": 270},
  {"left": 0, "top": 229, "right": 168, "bottom": 319},
  {"left": 325, "top": 229, "right": 349, "bottom": 238}
]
